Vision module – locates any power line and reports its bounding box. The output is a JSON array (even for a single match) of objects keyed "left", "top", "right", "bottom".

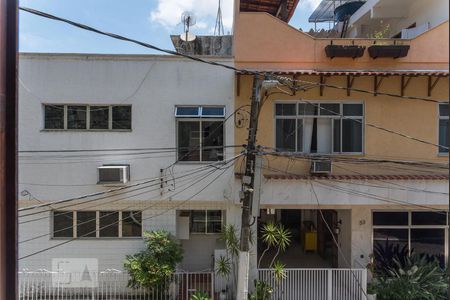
[
  {"left": 19, "top": 158, "right": 234, "bottom": 260},
  {"left": 19, "top": 161, "right": 228, "bottom": 244},
  {"left": 18, "top": 6, "right": 447, "bottom": 106},
  {"left": 19, "top": 156, "right": 239, "bottom": 213},
  {"left": 310, "top": 182, "right": 369, "bottom": 299}
]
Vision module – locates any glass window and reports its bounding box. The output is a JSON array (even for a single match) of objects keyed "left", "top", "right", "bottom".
[
  {"left": 319, "top": 104, "right": 340, "bottom": 116},
  {"left": 44, "top": 105, "right": 64, "bottom": 129},
  {"left": 439, "top": 103, "right": 448, "bottom": 154},
  {"left": 67, "top": 105, "right": 87, "bottom": 129},
  {"left": 343, "top": 104, "right": 363, "bottom": 116},
  {"left": 176, "top": 106, "right": 200, "bottom": 116},
  {"left": 112, "top": 106, "right": 131, "bottom": 129},
  {"left": 333, "top": 119, "right": 341, "bottom": 152},
  {"left": 411, "top": 228, "right": 445, "bottom": 267},
  {"left": 298, "top": 103, "right": 317, "bottom": 115},
  {"left": 90, "top": 106, "right": 109, "bottom": 129},
  {"left": 99, "top": 211, "right": 119, "bottom": 237},
  {"left": 342, "top": 119, "right": 362, "bottom": 152},
  {"left": 439, "top": 103, "right": 448, "bottom": 116},
  {"left": 373, "top": 228, "right": 409, "bottom": 261},
  {"left": 276, "top": 119, "right": 296, "bottom": 152},
  {"left": 77, "top": 211, "right": 97, "bottom": 238},
  {"left": 191, "top": 211, "right": 206, "bottom": 233},
  {"left": 178, "top": 121, "right": 201, "bottom": 161},
  {"left": 412, "top": 211, "right": 447, "bottom": 226},
  {"left": 53, "top": 211, "right": 73, "bottom": 238},
  {"left": 202, "top": 121, "right": 224, "bottom": 161},
  {"left": 275, "top": 103, "right": 296, "bottom": 116},
  {"left": 207, "top": 210, "right": 223, "bottom": 233},
  {"left": 122, "top": 211, "right": 142, "bottom": 237},
  {"left": 202, "top": 107, "right": 225, "bottom": 117},
  {"left": 373, "top": 212, "right": 408, "bottom": 226}
]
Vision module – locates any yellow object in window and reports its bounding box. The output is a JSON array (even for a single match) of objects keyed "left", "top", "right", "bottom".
[{"left": 304, "top": 231, "right": 317, "bottom": 252}]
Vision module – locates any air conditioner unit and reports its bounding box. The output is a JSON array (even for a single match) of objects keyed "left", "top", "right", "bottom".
[
  {"left": 310, "top": 160, "right": 332, "bottom": 175},
  {"left": 97, "top": 165, "right": 130, "bottom": 184}
]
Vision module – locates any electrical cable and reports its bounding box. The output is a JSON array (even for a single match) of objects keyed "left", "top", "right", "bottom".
[
  {"left": 19, "top": 158, "right": 235, "bottom": 260},
  {"left": 19, "top": 156, "right": 239, "bottom": 213},
  {"left": 310, "top": 182, "right": 369, "bottom": 300}
]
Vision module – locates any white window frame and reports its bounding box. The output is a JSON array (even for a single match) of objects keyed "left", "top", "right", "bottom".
[
  {"left": 372, "top": 210, "right": 448, "bottom": 264},
  {"left": 273, "top": 101, "right": 364, "bottom": 155},
  {"left": 189, "top": 210, "right": 224, "bottom": 234},
  {"left": 51, "top": 210, "right": 142, "bottom": 239},
  {"left": 42, "top": 104, "right": 132, "bottom": 131},
  {"left": 438, "top": 103, "right": 448, "bottom": 155}
]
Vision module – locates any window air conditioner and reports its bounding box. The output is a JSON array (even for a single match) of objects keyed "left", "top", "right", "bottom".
[
  {"left": 97, "top": 165, "right": 130, "bottom": 184},
  {"left": 310, "top": 160, "right": 332, "bottom": 175}
]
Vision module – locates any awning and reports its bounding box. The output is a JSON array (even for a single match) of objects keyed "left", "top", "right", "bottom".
[
  {"left": 240, "top": 0, "right": 300, "bottom": 22},
  {"left": 236, "top": 173, "right": 449, "bottom": 180},
  {"left": 238, "top": 69, "right": 449, "bottom": 77}
]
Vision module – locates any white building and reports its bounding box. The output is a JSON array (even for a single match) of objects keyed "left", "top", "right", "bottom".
[{"left": 18, "top": 53, "right": 239, "bottom": 274}]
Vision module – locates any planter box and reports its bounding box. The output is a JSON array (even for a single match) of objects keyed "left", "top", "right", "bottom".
[
  {"left": 325, "top": 45, "right": 365, "bottom": 59},
  {"left": 368, "top": 45, "right": 410, "bottom": 59}
]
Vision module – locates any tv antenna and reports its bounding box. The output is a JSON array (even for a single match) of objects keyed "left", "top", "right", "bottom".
[
  {"left": 180, "top": 11, "right": 197, "bottom": 42},
  {"left": 214, "top": 0, "right": 224, "bottom": 36}
]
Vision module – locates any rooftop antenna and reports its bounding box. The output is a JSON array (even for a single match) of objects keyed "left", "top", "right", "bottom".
[
  {"left": 214, "top": 0, "right": 224, "bottom": 36},
  {"left": 180, "top": 11, "right": 197, "bottom": 42}
]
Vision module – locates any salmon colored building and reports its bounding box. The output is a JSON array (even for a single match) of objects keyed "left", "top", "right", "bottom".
[{"left": 233, "top": 0, "right": 448, "bottom": 297}]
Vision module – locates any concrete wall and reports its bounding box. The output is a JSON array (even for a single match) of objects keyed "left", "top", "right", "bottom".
[{"left": 18, "top": 54, "right": 239, "bottom": 272}]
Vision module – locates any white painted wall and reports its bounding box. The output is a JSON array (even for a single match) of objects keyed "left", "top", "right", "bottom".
[
  {"left": 348, "top": 0, "right": 448, "bottom": 38},
  {"left": 18, "top": 53, "right": 239, "bottom": 272}
]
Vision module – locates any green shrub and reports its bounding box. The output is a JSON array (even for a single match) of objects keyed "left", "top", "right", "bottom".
[
  {"left": 190, "top": 291, "right": 212, "bottom": 300},
  {"left": 248, "top": 280, "right": 273, "bottom": 300},
  {"left": 124, "top": 230, "right": 183, "bottom": 288}
]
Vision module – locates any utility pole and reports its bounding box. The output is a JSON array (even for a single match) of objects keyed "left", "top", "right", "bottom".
[
  {"left": 236, "top": 75, "right": 261, "bottom": 300},
  {"left": 0, "top": 0, "right": 18, "bottom": 299}
]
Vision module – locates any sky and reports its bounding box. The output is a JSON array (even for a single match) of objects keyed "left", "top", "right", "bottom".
[{"left": 19, "top": 0, "right": 323, "bottom": 54}]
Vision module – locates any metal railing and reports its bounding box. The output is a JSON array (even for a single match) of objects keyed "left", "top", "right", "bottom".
[
  {"left": 258, "top": 268, "right": 367, "bottom": 300},
  {"left": 19, "top": 270, "right": 215, "bottom": 300}
]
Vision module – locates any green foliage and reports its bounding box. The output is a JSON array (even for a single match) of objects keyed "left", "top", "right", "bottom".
[
  {"left": 368, "top": 21, "right": 391, "bottom": 39},
  {"left": 220, "top": 224, "right": 240, "bottom": 258},
  {"left": 372, "top": 240, "right": 409, "bottom": 277},
  {"left": 258, "top": 222, "right": 292, "bottom": 268},
  {"left": 248, "top": 280, "right": 273, "bottom": 300},
  {"left": 272, "top": 261, "right": 287, "bottom": 281},
  {"left": 215, "top": 255, "right": 232, "bottom": 278},
  {"left": 370, "top": 255, "right": 448, "bottom": 300},
  {"left": 124, "top": 230, "right": 183, "bottom": 288},
  {"left": 190, "top": 291, "right": 212, "bottom": 300}
]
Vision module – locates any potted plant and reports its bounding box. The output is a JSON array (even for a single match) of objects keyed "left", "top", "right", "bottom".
[
  {"left": 325, "top": 44, "right": 366, "bottom": 59},
  {"left": 367, "top": 22, "right": 410, "bottom": 59}
]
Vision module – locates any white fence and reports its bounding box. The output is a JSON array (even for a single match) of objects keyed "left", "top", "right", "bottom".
[
  {"left": 19, "top": 270, "right": 214, "bottom": 300},
  {"left": 258, "top": 268, "right": 367, "bottom": 300}
]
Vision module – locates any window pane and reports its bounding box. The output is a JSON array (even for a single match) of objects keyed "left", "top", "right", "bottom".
[
  {"left": 112, "top": 106, "right": 131, "bottom": 129},
  {"left": 439, "top": 103, "right": 448, "bottom": 117},
  {"left": 53, "top": 211, "right": 73, "bottom": 238},
  {"left": 77, "top": 211, "right": 96, "bottom": 238},
  {"left": 411, "top": 229, "right": 445, "bottom": 267},
  {"left": 319, "top": 104, "right": 340, "bottom": 116},
  {"left": 373, "top": 212, "right": 408, "bottom": 226},
  {"left": 176, "top": 106, "right": 200, "bottom": 116},
  {"left": 439, "top": 119, "right": 448, "bottom": 153},
  {"left": 99, "top": 211, "right": 119, "bottom": 237},
  {"left": 67, "top": 106, "right": 87, "bottom": 129},
  {"left": 90, "top": 106, "right": 109, "bottom": 129},
  {"left": 191, "top": 211, "right": 206, "bottom": 233},
  {"left": 342, "top": 119, "right": 362, "bottom": 152},
  {"left": 202, "top": 121, "right": 224, "bottom": 161},
  {"left": 297, "top": 119, "right": 303, "bottom": 152},
  {"left": 44, "top": 105, "right": 64, "bottom": 129},
  {"left": 275, "top": 104, "right": 296, "bottom": 116},
  {"left": 202, "top": 107, "right": 225, "bottom": 117},
  {"left": 207, "top": 210, "right": 222, "bottom": 233},
  {"left": 412, "top": 211, "right": 447, "bottom": 225},
  {"left": 298, "top": 103, "right": 317, "bottom": 115},
  {"left": 333, "top": 119, "right": 341, "bottom": 152},
  {"left": 373, "top": 228, "right": 408, "bottom": 265},
  {"left": 178, "top": 121, "right": 200, "bottom": 161},
  {"left": 122, "top": 211, "right": 142, "bottom": 237},
  {"left": 276, "top": 119, "right": 296, "bottom": 152},
  {"left": 343, "top": 104, "right": 363, "bottom": 116}
]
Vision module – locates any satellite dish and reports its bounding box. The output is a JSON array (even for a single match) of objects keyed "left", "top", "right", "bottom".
[
  {"left": 180, "top": 32, "right": 197, "bottom": 42},
  {"left": 180, "top": 11, "right": 197, "bottom": 42}
]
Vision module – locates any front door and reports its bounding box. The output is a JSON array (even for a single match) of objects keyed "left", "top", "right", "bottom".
[{"left": 317, "top": 210, "right": 338, "bottom": 268}]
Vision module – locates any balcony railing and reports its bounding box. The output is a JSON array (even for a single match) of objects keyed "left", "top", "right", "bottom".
[{"left": 258, "top": 268, "right": 368, "bottom": 300}]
